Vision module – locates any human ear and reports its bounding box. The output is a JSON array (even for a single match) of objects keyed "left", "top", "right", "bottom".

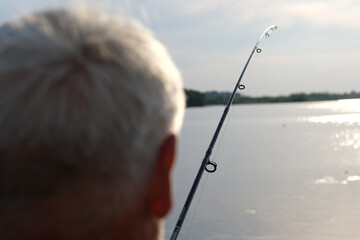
[{"left": 147, "top": 134, "right": 176, "bottom": 218}]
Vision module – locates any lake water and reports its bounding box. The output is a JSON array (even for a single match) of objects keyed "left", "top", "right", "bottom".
[{"left": 165, "top": 99, "right": 360, "bottom": 240}]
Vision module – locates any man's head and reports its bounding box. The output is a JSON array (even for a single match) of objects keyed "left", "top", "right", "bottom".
[{"left": 0, "top": 7, "right": 185, "bottom": 239}]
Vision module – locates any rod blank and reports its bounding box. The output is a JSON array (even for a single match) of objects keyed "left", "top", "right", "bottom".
[{"left": 170, "top": 25, "right": 278, "bottom": 240}]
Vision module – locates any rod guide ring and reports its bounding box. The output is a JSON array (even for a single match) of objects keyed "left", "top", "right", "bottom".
[{"left": 205, "top": 161, "right": 217, "bottom": 173}]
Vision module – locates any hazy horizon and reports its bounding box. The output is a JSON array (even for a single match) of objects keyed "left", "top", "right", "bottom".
[{"left": 186, "top": 88, "right": 360, "bottom": 98}]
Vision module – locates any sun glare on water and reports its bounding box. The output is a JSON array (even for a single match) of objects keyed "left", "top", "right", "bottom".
[
  {"left": 300, "top": 98, "right": 360, "bottom": 152},
  {"left": 301, "top": 99, "right": 360, "bottom": 125},
  {"left": 306, "top": 98, "right": 360, "bottom": 113},
  {"left": 305, "top": 113, "right": 360, "bottom": 125}
]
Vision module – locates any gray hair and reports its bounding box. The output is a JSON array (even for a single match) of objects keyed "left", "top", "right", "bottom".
[{"left": 0, "top": 7, "right": 184, "bottom": 231}]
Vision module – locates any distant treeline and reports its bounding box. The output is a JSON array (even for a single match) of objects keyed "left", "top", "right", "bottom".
[{"left": 185, "top": 89, "right": 360, "bottom": 107}]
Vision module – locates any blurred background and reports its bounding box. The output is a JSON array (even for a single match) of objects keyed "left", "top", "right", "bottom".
[{"left": 1, "top": 0, "right": 360, "bottom": 96}]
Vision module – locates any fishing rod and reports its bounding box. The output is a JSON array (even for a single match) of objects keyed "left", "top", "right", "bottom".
[{"left": 170, "top": 25, "right": 278, "bottom": 240}]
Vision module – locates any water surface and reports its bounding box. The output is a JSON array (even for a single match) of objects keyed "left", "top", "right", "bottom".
[{"left": 166, "top": 99, "right": 360, "bottom": 240}]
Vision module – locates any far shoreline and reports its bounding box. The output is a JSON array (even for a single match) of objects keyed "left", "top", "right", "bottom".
[{"left": 185, "top": 89, "right": 360, "bottom": 107}]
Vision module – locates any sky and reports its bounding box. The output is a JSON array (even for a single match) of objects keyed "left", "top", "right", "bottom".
[{"left": 1, "top": 0, "right": 360, "bottom": 96}]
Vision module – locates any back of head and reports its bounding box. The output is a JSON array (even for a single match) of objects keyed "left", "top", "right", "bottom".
[{"left": 0, "top": 7, "right": 184, "bottom": 239}]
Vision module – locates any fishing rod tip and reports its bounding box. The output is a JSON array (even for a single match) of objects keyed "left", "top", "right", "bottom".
[{"left": 269, "top": 25, "right": 278, "bottom": 31}]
